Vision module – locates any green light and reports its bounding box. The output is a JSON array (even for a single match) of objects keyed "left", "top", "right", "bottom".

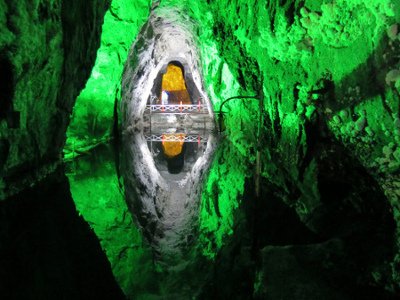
[
  {"left": 66, "top": 146, "right": 155, "bottom": 298},
  {"left": 65, "top": 0, "right": 151, "bottom": 158}
]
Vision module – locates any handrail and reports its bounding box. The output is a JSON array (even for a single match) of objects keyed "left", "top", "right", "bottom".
[
  {"left": 145, "top": 104, "right": 209, "bottom": 114},
  {"left": 216, "top": 95, "right": 260, "bottom": 133},
  {"left": 216, "top": 93, "right": 264, "bottom": 198},
  {"left": 144, "top": 134, "right": 207, "bottom": 143},
  {"left": 218, "top": 95, "right": 260, "bottom": 113}
]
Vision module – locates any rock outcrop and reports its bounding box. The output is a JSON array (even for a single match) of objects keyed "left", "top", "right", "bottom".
[
  {"left": 0, "top": 0, "right": 109, "bottom": 199},
  {"left": 189, "top": 0, "right": 400, "bottom": 295},
  {"left": 64, "top": 0, "right": 151, "bottom": 155}
]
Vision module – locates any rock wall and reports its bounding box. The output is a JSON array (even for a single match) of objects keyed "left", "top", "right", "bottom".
[
  {"left": 65, "top": 0, "right": 151, "bottom": 157},
  {"left": 0, "top": 0, "right": 110, "bottom": 199},
  {"left": 176, "top": 0, "right": 400, "bottom": 295},
  {"left": 105, "top": 2, "right": 399, "bottom": 294}
]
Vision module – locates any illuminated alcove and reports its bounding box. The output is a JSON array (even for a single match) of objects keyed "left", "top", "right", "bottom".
[
  {"left": 160, "top": 62, "right": 191, "bottom": 105},
  {"left": 145, "top": 60, "right": 212, "bottom": 174},
  {"left": 150, "top": 60, "right": 203, "bottom": 106}
]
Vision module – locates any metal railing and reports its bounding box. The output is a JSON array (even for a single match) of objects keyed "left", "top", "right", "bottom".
[
  {"left": 145, "top": 104, "right": 209, "bottom": 114},
  {"left": 145, "top": 134, "right": 207, "bottom": 143}
]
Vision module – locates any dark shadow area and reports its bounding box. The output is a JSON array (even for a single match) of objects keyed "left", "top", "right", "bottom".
[
  {"left": 198, "top": 127, "right": 397, "bottom": 299},
  {"left": 197, "top": 177, "right": 322, "bottom": 300},
  {"left": 0, "top": 167, "right": 125, "bottom": 299},
  {"left": 166, "top": 147, "right": 185, "bottom": 174},
  {"left": 0, "top": 139, "right": 10, "bottom": 172},
  {"left": 256, "top": 139, "right": 396, "bottom": 299},
  {"left": 197, "top": 202, "right": 255, "bottom": 300},
  {"left": 0, "top": 55, "right": 14, "bottom": 120},
  {"left": 248, "top": 178, "right": 323, "bottom": 248},
  {"left": 0, "top": 54, "right": 19, "bottom": 129},
  {"left": 306, "top": 141, "right": 397, "bottom": 299}
]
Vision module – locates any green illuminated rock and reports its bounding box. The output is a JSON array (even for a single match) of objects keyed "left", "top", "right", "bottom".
[
  {"left": 64, "top": 0, "right": 151, "bottom": 158},
  {"left": 0, "top": 0, "right": 109, "bottom": 199},
  {"left": 66, "top": 145, "right": 156, "bottom": 298},
  {"left": 191, "top": 0, "right": 400, "bottom": 293}
]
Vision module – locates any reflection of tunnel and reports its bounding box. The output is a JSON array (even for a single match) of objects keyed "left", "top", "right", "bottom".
[
  {"left": 165, "top": 148, "right": 185, "bottom": 174},
  {"left": 120, "top": 10, "right": 218, "bottom": 282},
  {"left": 162, "top": 133, "right": 186, "bottom": 174},
  {"left": 150, "top": 136, "right": 206, "bottom": 175}
]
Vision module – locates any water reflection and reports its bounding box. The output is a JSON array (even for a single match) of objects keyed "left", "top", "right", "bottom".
[
  {"left": 66, "top": 141, "right": 219, "bottom": 298},
  {"left": 149, "top": 134, "right": 207, "bottom": 175},
  {"left": 66, "top": 145, "right": 157, "bottom": 298},
  {"left": 122, "top": 128, "right": 217, "bottom": 266}
]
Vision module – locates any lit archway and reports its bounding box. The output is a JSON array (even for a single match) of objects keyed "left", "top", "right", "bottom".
[{"left": 160, "top": 62, "right": 191, "bottom": 105}]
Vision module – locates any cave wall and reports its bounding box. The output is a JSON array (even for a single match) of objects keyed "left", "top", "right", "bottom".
[
  {"left": 64, "top": 0, "right": 151, "bottom": 158},
  {"left": 192, "top": 0, "right": 400, "bottom": 294},
  {"left": 0, "top": 0, "right": 110, "bottom": 199}
]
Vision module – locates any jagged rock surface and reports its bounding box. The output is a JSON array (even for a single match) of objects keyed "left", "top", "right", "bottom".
[{"left": 0, "top": 0, "right": 109, "bottom": 199}]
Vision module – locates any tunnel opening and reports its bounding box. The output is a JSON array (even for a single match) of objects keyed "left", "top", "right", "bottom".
[
  {"left": 158, "top": 62, "right": 190, "bottom": 173},
  {"left": 160, "top": 61, "right": 191, "bottom": 105},
  {"left": 150, "top": 60, "right": 203, "bottom": 106},
  {"left": 119, "top": 10, "right": 219, "bottom": 280},
  {"left": 143, "top": 60, "right": 214, "bottom": 176}
]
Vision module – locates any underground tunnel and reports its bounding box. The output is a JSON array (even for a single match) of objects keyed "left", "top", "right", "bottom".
[{"left": 1, "top": 0, "right": 400, "bottom": 299}]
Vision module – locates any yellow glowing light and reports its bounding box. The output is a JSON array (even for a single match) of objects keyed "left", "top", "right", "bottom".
[
  {"left": 161, "top": 63, "right": 191, "bottom": 104},
  {"left": 162, "top": 64, "right": 186, "bottom": 91},
  {"left": 162, "top": 133, "right": 185, "bottom": 158}
]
